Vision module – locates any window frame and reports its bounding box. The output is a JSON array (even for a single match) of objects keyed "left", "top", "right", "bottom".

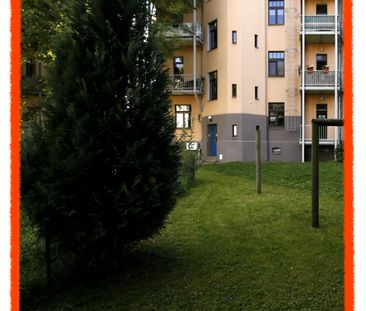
[
  {"left": 208, "top": 20, "right": 218, "bottom": 51},
  {"left": 175, "top": 105, "right": 192, "bottom": 129},
  {"left": 268, "top": 51, "right": 285, "bottom": 77},
  {"left": 268, "top": 0, "right": 285, "bottom": 25},
  {"left": 208, "top": 71, "right": 218, "bottom": 101},
  {"left": 268, "top": 103, "right": 285, "bottom": 127}
]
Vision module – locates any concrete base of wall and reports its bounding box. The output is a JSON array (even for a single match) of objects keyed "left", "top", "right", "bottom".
[{"left": 200, "top": 113, "right": 304, "bottom": 163}]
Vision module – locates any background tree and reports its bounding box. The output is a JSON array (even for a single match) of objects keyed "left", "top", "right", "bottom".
[{"left": 22, "top": 0, "right": 180, "bottom": 269}]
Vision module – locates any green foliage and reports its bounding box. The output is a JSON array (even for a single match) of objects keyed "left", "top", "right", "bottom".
[
  {"left": 22, "top": 0, "right": 180, "bottom": 268},
  {"left": 335, "top": 141, "right": 344, "bottom": 163},
  {"left": 178, "top": 149, "right": 198, "bottom": 193}
]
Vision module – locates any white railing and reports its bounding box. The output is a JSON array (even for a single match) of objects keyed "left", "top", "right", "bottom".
[
  {"left": 300, "top": 124, "right": 336, "bottom": 143},
  {"left": 300, "top": 70, "right": 340, "bottom": 88},
  {"left": 301, "top": 15, "right": 339, "bottom": 32},
  {"left": 165, "top": 23, "right": 203, "bottom": 42},
  {"left": 170, "top": 74, "right": 203, "bottom": 94}
]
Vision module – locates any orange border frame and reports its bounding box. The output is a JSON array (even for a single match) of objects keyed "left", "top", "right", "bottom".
[
  {"left": 9, "top": 0, "right": 354, "bottom": 310},
  {"left": 343, "top": 0, "right": 354, "bottom": 310},
  {"left": 11, "top": 0, "right": 20, "bottom": 310}
]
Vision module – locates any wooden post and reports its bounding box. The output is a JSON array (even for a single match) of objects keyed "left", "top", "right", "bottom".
[
  {"left": 311, "top": 119, "right": 343, "bottom": 228},
  {"left": 256, "top": 125, "right": 261, "bottom": 194},
  {"left": 311, "top": 120, "right": 319, "bottom": 228}
]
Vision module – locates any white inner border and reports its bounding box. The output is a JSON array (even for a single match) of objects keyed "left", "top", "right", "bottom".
[
  {"left": 0, "top": 0, "right": 11, "bottom": 310},
  {"left": 353, "top": 0, "right": 366, "bottom": 310}
]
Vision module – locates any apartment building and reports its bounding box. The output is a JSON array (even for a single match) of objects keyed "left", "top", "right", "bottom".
[{"left": 168, "top": 0, "right": 343, "bottom": 162}]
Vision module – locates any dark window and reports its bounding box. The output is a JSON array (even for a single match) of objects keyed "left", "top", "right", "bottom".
[
  {"left": 25, "top": 58, "right": 35, "bottom": 78},
  {"left": 268, "top": 51, "right": 285, "bottom": 77},
  {"left": 232, "top": 124, "right": 238, "bottom": 138},
  {"left": 173, "top": 57, "right": 184, "bottom": 75},
  {"left": 175, "top": 105, "right": 191, "bottom": 129},
  {"left": 255, "top": 34, "right": 258, "bottom": 48},
  {"left": 269, "top": 103, "right": 285, "bottom": 127},
  {"left": 316, "top": 4, "right": 327, "bottom": 15},
  {"left": 208, "top": 20, "right": 218, "bottom": 50},
  {"left": 316, "top": 54, "right": 327, "bottom": 70},
  {"left": 255, "top": 86, "right": 259, "bottom": 100},
  {"left": 232, "top": 84, "right": 237, "bottom": 97},
  {"left": 232, "top": 31, "right": 237, "bottom": 44},
  {"left": 209, "top": 71, "right": 218, "bottom": 100},
  {"left": 269, "top": 1, "right": 285, "bottom": 25}
]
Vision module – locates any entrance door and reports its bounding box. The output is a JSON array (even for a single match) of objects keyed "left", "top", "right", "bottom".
[
  {"left": 316, "top": 104, "right": 328, "bottom": 139},
  {"left": 208, "top": 124, "right": 217, "bottom": 157}
]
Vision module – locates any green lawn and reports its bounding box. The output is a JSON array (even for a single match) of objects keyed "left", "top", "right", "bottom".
[{"left": 25, "top": 162, "right": 344, "bottom": 310}]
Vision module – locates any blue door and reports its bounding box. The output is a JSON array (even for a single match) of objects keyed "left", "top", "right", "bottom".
[{"left": 208, "top": 124, "right": 217, "bottom": 156}]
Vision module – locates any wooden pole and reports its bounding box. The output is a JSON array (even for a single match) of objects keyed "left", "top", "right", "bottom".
[
  {"left": 256, "top": 125, "right": 261, "bottom": 194},
  {"left": 311, "top": 120, "right": 319, "bottom": 228}
]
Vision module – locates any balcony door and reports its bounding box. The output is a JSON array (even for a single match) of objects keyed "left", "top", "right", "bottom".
[
  {"left": 316, "top": 54, "right": 327, "bottom": 71},
  {"left": 173, "top": 57, "right": 184, "bottom": 86},
  {"left": 316, "top": 104, "right": 328, "bottom": 139},
  {"left": 316, "top": 4, "right": 327, "bottom": 15}
]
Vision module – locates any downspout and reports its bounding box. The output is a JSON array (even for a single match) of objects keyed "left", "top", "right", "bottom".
[
  {"left": 265, "top": 0, "right": 270, "bottom": 161},
  {"left": 334, "top": 0, "right": 339, "bottom": 154},
  {"left": 301, "top": 0, "right": 305, "bottom": 163}
]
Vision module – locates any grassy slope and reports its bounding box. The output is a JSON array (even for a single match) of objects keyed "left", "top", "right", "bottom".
[{"left": 31, "top": 162, "right": 343, "bottom": 311}]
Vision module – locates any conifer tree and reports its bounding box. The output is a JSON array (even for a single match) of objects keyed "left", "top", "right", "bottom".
[{"left": 22, "top": 0, "right": 180, "bottom": 266}]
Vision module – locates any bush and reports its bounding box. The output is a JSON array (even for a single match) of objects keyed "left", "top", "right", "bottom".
[
  {"left": 178, "top": 149, "right": 198, "bottom": 193},
  {"left": 335, "top": 141, "right": 344, "bottom": 163}
]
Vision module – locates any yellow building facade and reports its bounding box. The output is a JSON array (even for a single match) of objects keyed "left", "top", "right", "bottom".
[{"left": 168, "top": 0, "right": 343, "bottom": 162}]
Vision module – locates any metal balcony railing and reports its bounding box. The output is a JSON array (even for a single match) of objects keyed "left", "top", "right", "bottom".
[
  {"left": 170, "top": 74, "right": 203, "bottom": 94},
  {"left": 300, "top": 70, "right": 341, "bottom": 88},
  {"left": 165, "top": 23, "right": 203, "bottom": 42},
  {"left": 300, "top": 124, "right": 336, "bottom": 144},
  {"left": 301, "top": 15, "right": 339, "bottom": 32}
]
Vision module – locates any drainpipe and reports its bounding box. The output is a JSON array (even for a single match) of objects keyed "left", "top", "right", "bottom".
[
  {"left": 334, "top": 0, "right": 339, "bottom": 154},
  {"left": 301, "top": 0, "right": 305, "bottom": 163},
  {"left": 193, "top": 0, "right": 197, "bottom": 96}
]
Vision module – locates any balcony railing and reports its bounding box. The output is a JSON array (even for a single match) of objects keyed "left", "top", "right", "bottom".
[
  {"left": 301, "top": 15, "right": 339, "bottom": 33},
  {"left": 170, "top": 74, "right": 203, "bottom": 95},
  {"left": 165, "top": 23, "right": 203, "bottom": 42},
  {"left": 300, "top": 124, "right": 336, "bottom": 144},
  {"left": 300, "top": 70, "right": 341, "bottom": 89}
]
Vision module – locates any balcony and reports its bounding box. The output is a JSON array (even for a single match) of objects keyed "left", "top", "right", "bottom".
[
  {"left": 170, "top": 74, "right": 204, "bottom": 95},
  {"left": 300, "top": 70, "right": 341, "bottom": 92},
  {"left": 300, "top": 15, "right": 339, "bottom": 43},
  {"left": 299, "top": 124, "right": 337, "bottom": 145},
  {"left": 165, "top": 23, "right": 203, "bottom": 45}
]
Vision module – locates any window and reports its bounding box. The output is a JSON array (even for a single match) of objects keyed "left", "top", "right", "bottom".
[
  {"left": 269, "top": 103, "right": 285, "bottom": 127},
  {"left": 269, "top": 1, "right": 284, "bottom": 25},
  {"left": 316, "top": 54, "right": 327, "bottom": 70},
  {"left": 232, "top": 84, "right": 237, "bottom": 97},
  {"left": 268, "top": 51, "right": 285, "bottom": 77},
  {"left": 232, "top": 31, "right": 237, "bottom": 44},
  {"left": 272, "top": 147, "right": 282, "bottom": 155},
  {"left": 173, "top": 57, "right": 184, "bottom": 75},
  {"left": 208, "top": 20, "right": 218, "bottom": 50},
  {"left": 316, "top": 4, "right": 327, "bottom": 15},
  {"left": 255, "top": 86, "right": 259, "bottom": 100},
  {"left": 232, "top": 125, "right": 238, "bottom": 138},
  {"left": 208, "top": 71, "right": 218, "bottom": 100},
  {"left": 254, "top": 34, "right": 258, "bottom": 48},
  {"left": 175, "top": 105, "right": 191, "bottom": 129}
]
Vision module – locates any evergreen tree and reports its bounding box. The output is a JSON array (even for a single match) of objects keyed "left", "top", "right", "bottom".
[{"left": 22, "top": 0, "right": 180, "bottom": 266}]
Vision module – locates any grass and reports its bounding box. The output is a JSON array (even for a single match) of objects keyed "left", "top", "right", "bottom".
[{"left": 23, "top": 162, "right": 343, "bottom": 310}]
